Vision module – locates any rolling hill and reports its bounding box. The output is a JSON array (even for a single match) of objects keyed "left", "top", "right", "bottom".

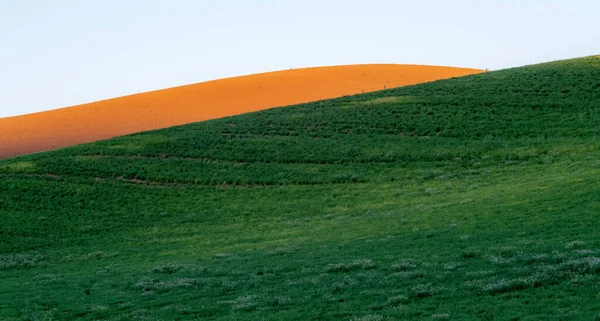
[
  {"left": 1, "top": 56, "right": 599, "bottom": 320},
  {"left": 0, "top": 64, "right": 482, "bottom": 160}
]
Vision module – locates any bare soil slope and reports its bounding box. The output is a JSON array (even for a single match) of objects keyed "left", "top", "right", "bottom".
[{"left": 0, "top": 64, "right": 482, "bottom": 159}]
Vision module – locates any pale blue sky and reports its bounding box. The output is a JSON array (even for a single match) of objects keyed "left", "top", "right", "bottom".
[{"left": 1, "top": 0, "right": 598, "bottom": 118}]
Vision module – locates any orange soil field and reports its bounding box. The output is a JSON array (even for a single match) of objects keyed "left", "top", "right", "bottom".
[{"left": 0, "top": 64, "right": 483, "bottom": 159}]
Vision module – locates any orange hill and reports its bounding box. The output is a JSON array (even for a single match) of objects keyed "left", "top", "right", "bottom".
[{"left": 0, "top": 64, "right": 483, "bottom": 159}]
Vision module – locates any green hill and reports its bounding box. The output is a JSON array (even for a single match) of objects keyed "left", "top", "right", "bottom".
[{"left": 1, "top": 56, "right": 599, "bottom": 320}]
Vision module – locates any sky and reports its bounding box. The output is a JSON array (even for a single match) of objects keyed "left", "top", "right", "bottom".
[{"left": 1, "top": 0, "right": 599, "bottom": 118}]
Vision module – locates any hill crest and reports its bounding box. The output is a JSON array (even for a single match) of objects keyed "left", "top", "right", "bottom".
[{"left": 0, "top": 64, "right": 482, "bottom": 159}]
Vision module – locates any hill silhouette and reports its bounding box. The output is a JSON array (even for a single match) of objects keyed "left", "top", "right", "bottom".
[{"left": 0, "top": 64, "right": 482, "bottom": 159}]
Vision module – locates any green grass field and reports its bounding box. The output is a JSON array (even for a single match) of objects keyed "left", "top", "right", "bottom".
[{"left": 1, "top": 55, "right": 599, "bottom": 320}]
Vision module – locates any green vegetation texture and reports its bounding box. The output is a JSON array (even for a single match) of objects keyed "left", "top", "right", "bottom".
[{"left": 1, "top": 56, "right": 600, "bottom": 320}]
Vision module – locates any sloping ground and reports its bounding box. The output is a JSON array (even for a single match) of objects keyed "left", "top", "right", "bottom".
[
  {"left": 0, "top": 64, "right": 482, "bottom": 159},
  {"left": 1, "top": 56, "right": 599, "bottom": 320}
]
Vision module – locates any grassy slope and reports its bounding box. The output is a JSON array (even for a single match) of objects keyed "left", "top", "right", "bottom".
[{"left": 1, "top": 56, "right": 599, "bottom": 320}]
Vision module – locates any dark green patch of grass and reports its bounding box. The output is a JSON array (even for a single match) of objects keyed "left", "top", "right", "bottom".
[{"left": 1, "top": 55, "right": 600, "bottom": 320}]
